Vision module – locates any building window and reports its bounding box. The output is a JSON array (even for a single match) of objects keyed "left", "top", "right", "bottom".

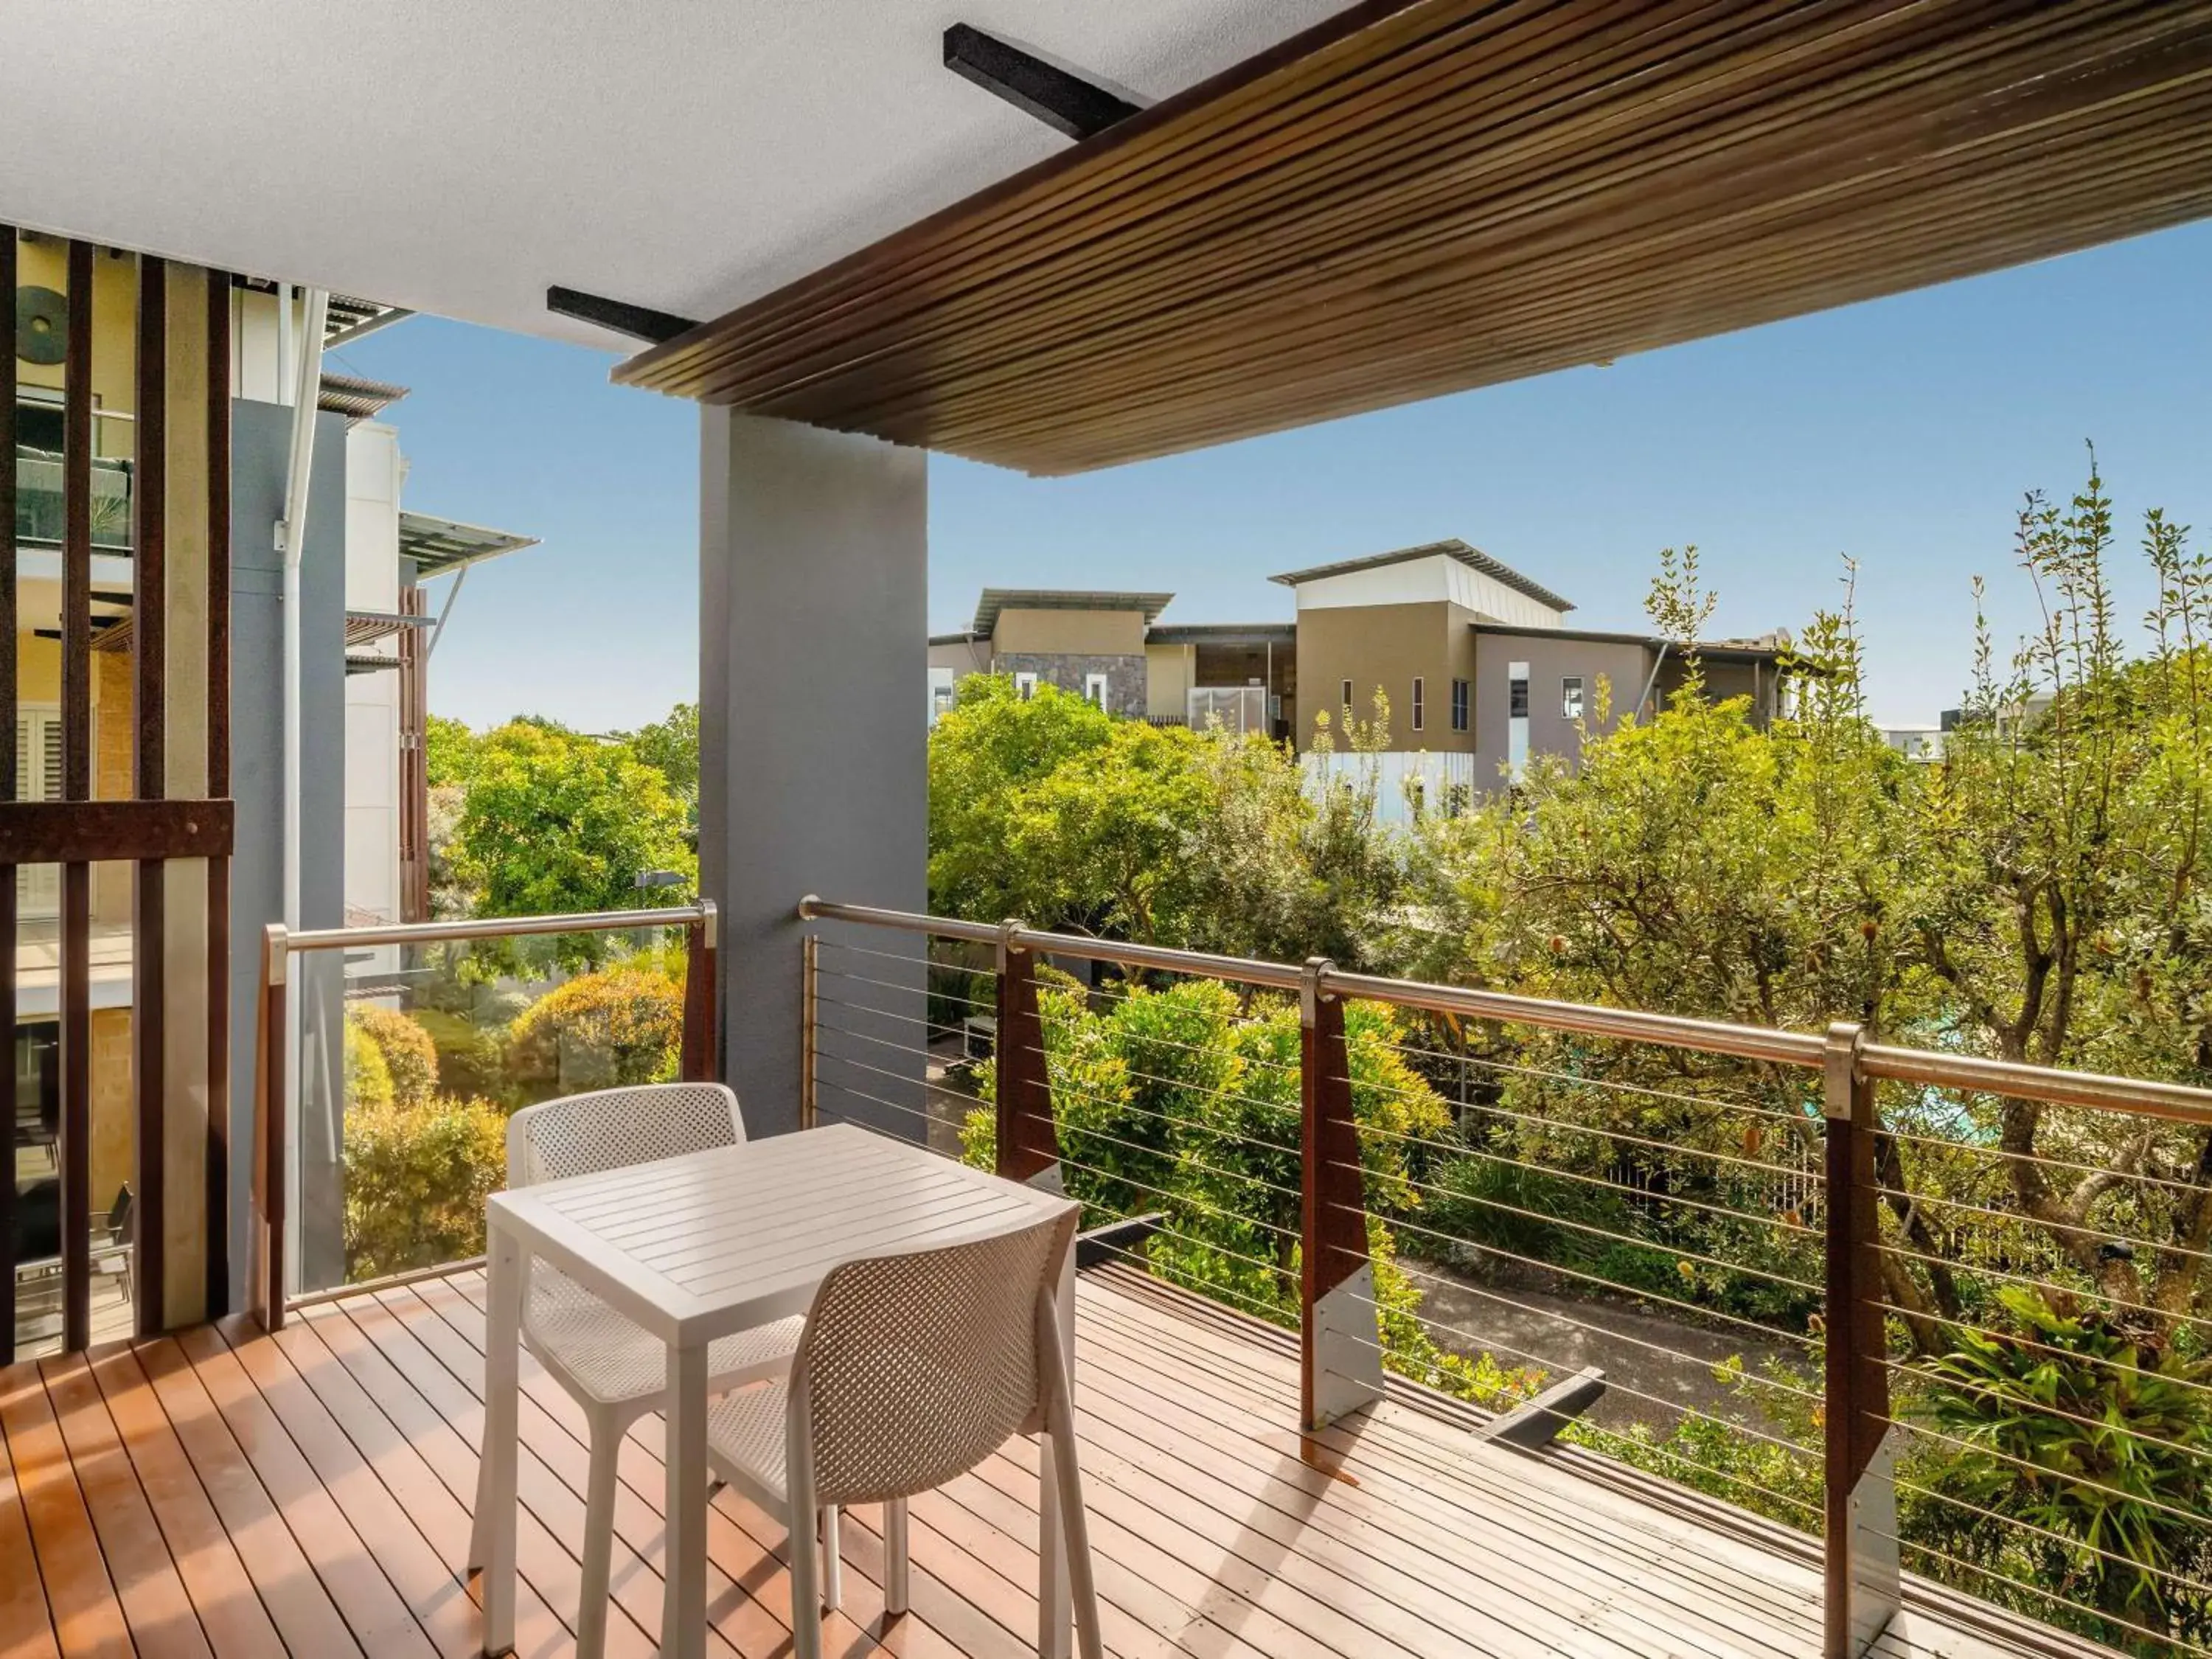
[
  {"left": 1410, "top": 677, "right": 1425, "bottom": 732},
  {"left": 1562, "top": 675, "right": 1585, "bottom": 720},
  {"left": 1015, "top": 672, "right": 1037, "bottom": 701},
  {"left": 1450, "top": 678, "right": 1470, "bottom": 732},
  {"left": 1340, "top": 678, "right": 1354, "bottom": 712},
  {"left": 1508, "top": 672, "right": 1529, "bottom": 720},
  {"left": 1085, "top": 672, "right": 1110, "bottom": 710}
]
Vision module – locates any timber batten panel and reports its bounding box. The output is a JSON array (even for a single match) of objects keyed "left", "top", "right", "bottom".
[
  {"left": 614, "top": 1, "right": 2212, "bottom": 473},
  {"left": 2, "top": 233, "right": 237, "bottom": 1361}
]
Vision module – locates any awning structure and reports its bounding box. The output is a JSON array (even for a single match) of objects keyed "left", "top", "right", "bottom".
[
  {"left": 318, "top": 372, "right": 410, "bottom": 422},
  {"left": 616, "top": 2, "right": 2212, "bottom": 473},
  {"left": 971, "top": 588, "right": 1175, "bottom": 633},
  {"left": 397, "top": 511, "right": 540, "bottom": 579}
]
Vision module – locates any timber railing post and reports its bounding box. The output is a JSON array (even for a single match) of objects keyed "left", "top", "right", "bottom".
[
  {"left": 1300, "top": 959, "right": 1383, "bottom": 1432},
  {"left": 1823, "top": 1021, "right": 1900, "bottom": 1658},
  {"left": 251, "top": 923, "right": 289, "bottom": 1332},
  {"left": 681, "top": 900, "right": 719, "bottom": 1082},
  {"left": 995, "top": 919, "right": 1059, "bottom": 1180}
]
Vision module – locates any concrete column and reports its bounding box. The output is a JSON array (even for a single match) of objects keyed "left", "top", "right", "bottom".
[
  {"left": 699, "top": 414, "right": 928, "bottom": 1137},
  {"left": 229, "top": 401, "right": 347, "bottom": 1298}
]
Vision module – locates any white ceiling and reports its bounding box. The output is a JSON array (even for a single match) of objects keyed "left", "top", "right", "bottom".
[{"left": 0, "top": 1, "right": 1354, "bottom": 349}]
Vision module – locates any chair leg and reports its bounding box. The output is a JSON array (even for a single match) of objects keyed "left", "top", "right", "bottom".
[
  {"left": 819, "top": 1506, "right": 842, "bottom": 1611},
  {"left": 1041, "top": 1335, "right": 1104, "bottom": 1659},
  {"left": 576, "top": 1420, "right": 622, "bottom": 1659},
  {"left": 884, "top": 1498, "right": 910, "bottom": 1617},
  {"left": 787, "top": 1505, "right": 822, "bottom": 1659}
]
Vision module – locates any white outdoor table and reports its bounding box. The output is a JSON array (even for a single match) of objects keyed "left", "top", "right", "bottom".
[{"left": 473, "top": 1123, "right": 1080, "bottom": 1659}]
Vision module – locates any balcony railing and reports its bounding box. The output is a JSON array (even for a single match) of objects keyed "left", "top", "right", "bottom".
[
  {"left": 15, "top": 445, "right": 135, "bottom": 551},
  {"left": 797, "top": 897, "right": 2212, "bottom": 1659},
  {"left": 249, "top": 901, "right": 717, "bottom": 1321}
]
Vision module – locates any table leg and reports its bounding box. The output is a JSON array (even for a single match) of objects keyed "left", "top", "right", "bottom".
[
  {"left": 477, "top": 1226, "right": 523, "bottom": 1655},
  {"left": 1037, "top": 1246, "right": 1076, "bottom": 1659},
  {"left": 663, "top": 1340, "right": 709, "bottom": 1659}
]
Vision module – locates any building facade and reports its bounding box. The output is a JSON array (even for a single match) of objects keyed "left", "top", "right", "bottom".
[{"left": 929, "top": 540, "right": 1793, "bottom": 797}]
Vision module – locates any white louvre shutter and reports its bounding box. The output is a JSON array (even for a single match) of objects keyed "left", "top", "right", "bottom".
[{"left": 17, "top": 712, "right": 61, "bottom": 915}]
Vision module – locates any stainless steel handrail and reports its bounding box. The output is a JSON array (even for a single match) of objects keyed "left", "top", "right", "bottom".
[
  {"left": 799, "top": 897, "right": 2212, "bottom": 1123},
  {"left": 280, "top": 902, "right": 710, "bottom": 953}
]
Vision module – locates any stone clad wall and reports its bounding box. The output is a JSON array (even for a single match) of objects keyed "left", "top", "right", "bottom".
[{"left": 998, "top": 652, "right": 1148, "bottom": 718}]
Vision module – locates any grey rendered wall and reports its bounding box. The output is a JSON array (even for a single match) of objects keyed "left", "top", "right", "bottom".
[
  {"left": 1471, "top": 633, "right": 1652, "bottom": 789},
  {"left": 226, "top": 401, "right": 347, "bottom": 1304},
  {"left": 700, "top": 413, "right": 928, "bottom": 1137}
]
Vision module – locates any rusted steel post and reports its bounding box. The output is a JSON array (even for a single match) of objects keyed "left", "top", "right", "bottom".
[
  {"left": 995, "top": 920, "right": 1059, "bottom": 1180},
  {"left": 253, "top": 925, "right": 290, "bottom": 1331},
  {"left": 1300, "top": 959, "right": 1383, "bottom": 1431},
  {"left": 1824, "top": 1021, "right": 1899, "bottom": 1658},
  {"left": 681, "top": 901, "right": 719, "bottom": 1082}
]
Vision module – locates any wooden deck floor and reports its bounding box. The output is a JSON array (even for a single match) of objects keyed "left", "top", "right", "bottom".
[{"left": 0, "top": 1264, "right": 2062, "bottom": 1659}]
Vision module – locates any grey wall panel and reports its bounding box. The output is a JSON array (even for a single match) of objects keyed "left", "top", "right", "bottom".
[{"left": 700, "top": 412, "right": 928, "bottom": 1137}]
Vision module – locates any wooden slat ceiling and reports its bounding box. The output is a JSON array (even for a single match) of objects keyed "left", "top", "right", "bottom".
[{"left": 615, "top": 1, "right": 2212, "bottom": 475}]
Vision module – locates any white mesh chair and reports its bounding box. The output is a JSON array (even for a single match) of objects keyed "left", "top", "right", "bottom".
[
  {"left": 468, "top": 1082, "right": 802, "bottom": 1659},
  {"left": 703, "top": 1207, "right": 1102, "bottom": 1659}
]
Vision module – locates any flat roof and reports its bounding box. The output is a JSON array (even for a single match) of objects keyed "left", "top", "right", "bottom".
[
  {"left": 1270, "top": 540, "right": 1574, "bottom": 613},
  {"left": 973, "top": 588, "right": 1174, "bottom": 635},
  {"left": 1146, "top": 622, "right": 1295, "bottom": 646},
  {"left": 399, "top": 511, "right": 540, "bottom": 580},
  {"left": 1470, "top": 619, "right": 1793, "bottom": 665}
]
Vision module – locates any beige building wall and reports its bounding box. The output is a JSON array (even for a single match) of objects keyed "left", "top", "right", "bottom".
[
  {"left": 1293, "top": 600, "right": 1472, "bottom": 752},
  {"left": 1145, "top": 642, "right": 1194, "bottom": 718},
  {"left": 927, "top": 636, "right": 992, "bottom": 678},
  {"left": 992, "top": 606, "right": 1149, "bottom": 656},
  {"left": 16, "top": 240, "right": 142, "bottom": 442}
]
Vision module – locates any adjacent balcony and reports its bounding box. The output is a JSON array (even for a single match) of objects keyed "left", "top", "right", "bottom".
[{"left": 15, "top": 445, "right": 135, "bottom": 552}]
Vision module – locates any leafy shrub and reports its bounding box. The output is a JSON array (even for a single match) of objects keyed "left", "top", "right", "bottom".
[
  {"left": 344, "top": 1020, "right": 393, "bottom": 1111},
  {"left": 1919, "top": 1287, "right": 2212, "bottom": 1642},
  {"left": 343, "top": 1093, "right": 507, "bottom": 1280},
  {"left": 508, "top": 966, "right": 683, "bottom": 1093},
  {"left": 347, "top": 1004, "right": 439, "bottom": 1106},
  {"left": 412, "top": 1007, "right": 514, "bottom": 1106}
]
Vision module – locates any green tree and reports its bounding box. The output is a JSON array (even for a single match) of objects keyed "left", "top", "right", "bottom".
[
  {"left": 1180, "top": 711, "right": 1402, "bottom": 970},
  {"left": 451, "top": 720, "right": 695, "bottom": 948},
  {"left": 929, "top": 675, "right": 1115, "bottom": 927},
  {"left": 1909, "top": 456, "right": 2212, "bottom": 1332},
  {"left": 928, "top": 676, "right": 1214, "bottom": 942},
  {"left": 626, "top": 701, "right": 700, "bottom": 804},
  {"left": 425, "top": 713, "right": 479, "bottom": 788}
]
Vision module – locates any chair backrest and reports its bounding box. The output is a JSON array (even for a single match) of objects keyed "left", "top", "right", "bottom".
[
  {"left": 507, "top": 1082, "right": 745, "bottom": 1187},
  {"left": 106, "top": 1183, "right": 133, "bottom": 1238},
  {"left": 794, "top": 1206, "right": 1079, "bottom": 1509}
]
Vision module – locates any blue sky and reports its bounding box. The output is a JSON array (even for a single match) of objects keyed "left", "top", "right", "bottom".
[{"left": 335, "top": 219, "right": 2212, "bottom": 732}]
